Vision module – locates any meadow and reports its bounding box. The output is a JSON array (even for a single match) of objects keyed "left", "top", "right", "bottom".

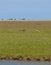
[{"left": 0, "top": 20, "right": 51, "bottom": 58}]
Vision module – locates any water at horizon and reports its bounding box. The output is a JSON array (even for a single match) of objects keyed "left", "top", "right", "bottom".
[{"left": 0, "top": 61, "right": 51, "bottom": 65}]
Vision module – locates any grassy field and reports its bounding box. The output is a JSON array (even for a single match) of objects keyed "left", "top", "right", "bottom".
[{"left": 0, "top": 20, "right": 51, "bottom": 58}]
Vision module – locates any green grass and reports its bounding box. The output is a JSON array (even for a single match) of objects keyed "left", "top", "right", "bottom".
[{"left": 0, "top": 20, "right": 51, "bottom": 58}]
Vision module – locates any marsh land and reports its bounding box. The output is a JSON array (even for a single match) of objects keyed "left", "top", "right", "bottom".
[{"left": 0, "top": 20, "right": 51, "bottom": 59}]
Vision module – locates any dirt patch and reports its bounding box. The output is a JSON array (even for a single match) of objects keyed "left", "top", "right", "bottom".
[
  {"left": 32, "top": 29, "right": 40, "bottom": 32},
  {"left": 0, "top": 57, "right": 51, "bottom": 62}
]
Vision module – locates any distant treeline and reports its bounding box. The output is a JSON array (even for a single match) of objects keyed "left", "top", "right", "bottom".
[{"left": 0, "top": 18, "right": 29, "bottom": 20}]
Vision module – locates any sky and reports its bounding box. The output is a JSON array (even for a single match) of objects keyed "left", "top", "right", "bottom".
[{"left": 0, "top": 0, "right": 51, "bottom": 20}]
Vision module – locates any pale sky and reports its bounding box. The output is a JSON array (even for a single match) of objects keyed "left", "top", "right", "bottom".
[{"left": 0, "top": 0, "right": 50, "bottom": 20}]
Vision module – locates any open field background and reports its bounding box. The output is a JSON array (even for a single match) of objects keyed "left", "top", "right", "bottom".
[{"left": 0, "top": 20, "right": 51, "bottom": 58}]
